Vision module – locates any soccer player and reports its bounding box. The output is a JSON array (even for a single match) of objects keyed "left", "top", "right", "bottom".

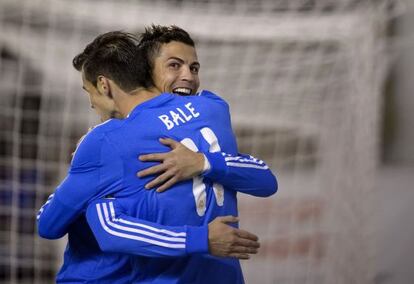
[
  {"left": 134, "top": 24, "right": 277, "bottom": 194},
  {"left": 37, "top": 31, "right": 276, "bottom": 283}
]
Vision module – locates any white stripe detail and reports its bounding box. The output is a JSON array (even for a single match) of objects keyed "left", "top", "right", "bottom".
[
  {"left": 200, "top": 127, "right": 220, "bottom": 153},
  {"left": 36, "top": 194, "right": 55, "bottom": 220},
  {"left": 95, "top": 203, "right": 186, "bottom": 249},
  {"left": 181, "top": 138, "right": 206, "bottom": 216},
  {"left": 197, "top": 89, "right": 207, "bottom": 97},
  {"left": 101, "top": 203, "right": 185, "bottom": 243},
  {"left": 108, "top": 202, "right": 186, "bottom": 237},
  {"left": 226, "top": 162, "right": 269, "bottom": 170},
  {"left": 200, "top": 128, "right": 224, "bottom": 207},
  {"left": 213, "top": 183, "right": 224, "bottom": 206},
  {"left": 224, "top": 156, "right": 264, "bottom": 164},
  {"left": 36, "top": 209, "right": 43, "bottom": 220}
]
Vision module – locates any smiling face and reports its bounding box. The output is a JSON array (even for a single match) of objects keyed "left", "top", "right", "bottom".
[{"left": 152, "top": 41, "right": 200, "bottom": 96}]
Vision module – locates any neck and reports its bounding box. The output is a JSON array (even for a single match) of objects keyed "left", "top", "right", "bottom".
[{"left": 116, "top": 87, "right": 160, "bottom": 118}]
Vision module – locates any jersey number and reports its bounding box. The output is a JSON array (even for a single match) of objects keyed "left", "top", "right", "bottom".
[{"left": 181, "top": 127, "right": 224, "bottom": 216}]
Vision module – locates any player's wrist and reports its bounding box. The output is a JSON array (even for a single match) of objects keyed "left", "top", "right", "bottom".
[
  {"left": 202, "top": 152, "right": 227, "bottom": 180},
  {"left": 185, "top": 225, "right": 208, "bottom": 254}
]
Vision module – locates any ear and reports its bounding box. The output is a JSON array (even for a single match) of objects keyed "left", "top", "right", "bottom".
[{"left": 97, "top": 76, "right": 110, "bottom": 97}]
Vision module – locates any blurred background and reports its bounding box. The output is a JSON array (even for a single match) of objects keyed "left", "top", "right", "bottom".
[{"left": 0, "top": 0, "right": 413, "bottom": 283}]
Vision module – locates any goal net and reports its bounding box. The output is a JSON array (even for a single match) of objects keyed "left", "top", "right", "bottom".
[{"left": 0, "top": 0, "right": 400, "bottom": 283}]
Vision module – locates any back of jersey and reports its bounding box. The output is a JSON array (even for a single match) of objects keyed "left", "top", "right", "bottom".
[{"left": 105, "top": 91, "right": 243, "bottom": 283}]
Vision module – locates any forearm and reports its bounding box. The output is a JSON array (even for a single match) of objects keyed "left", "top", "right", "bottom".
[
  {"left": 37, "top": 128, "right": 123, "bottom": 239},
  {"left": 37, "top": 160, "right": 103, "bottom": 239},
  {"left": 86, "top": 199, "right": 208, "bottom": 257},
  {"left": 203, "top": 152, "right": 278, "bottom": 197},
  {"left": 37, "top": 193, "right": 80, "bottom": 239}
]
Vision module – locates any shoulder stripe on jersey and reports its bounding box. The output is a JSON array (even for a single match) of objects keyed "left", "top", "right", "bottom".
[
  {"left": 108, "top": 202, "right": 186, "bottom": 237},
  {"left": 226, "top": 162, "right": 269, "bottom": 170},
  {"left": 95, "top": 202, "right": 186, "bottom": 249},
  {"left": 36, "top": 194, "right": 55, "bottom": 220}
]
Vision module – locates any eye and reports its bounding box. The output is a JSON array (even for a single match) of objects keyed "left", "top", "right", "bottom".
[
  {"left": 169, "top": 62, "right": 180, "bottom": 69},
  {"left": 190, "top": 65, "right": 200, "bottom": 74}
]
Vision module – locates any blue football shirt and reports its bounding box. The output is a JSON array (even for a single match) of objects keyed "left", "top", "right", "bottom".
[{"left": 38, "top": 90, "right": 277, "bottom": 283}]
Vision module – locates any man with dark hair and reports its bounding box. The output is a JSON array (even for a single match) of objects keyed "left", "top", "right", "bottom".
[
  {"left": 138, "top": 25, "right": 199, "bottom": 96},
  {"left": 37, "top": 30, "right": 277, "bottom": 283},
  {"left": 71, "top": 31, "right": 151, "bottom": 121},
  {"left": 130, "top": 25, "right": 222, "bottom": 193}
]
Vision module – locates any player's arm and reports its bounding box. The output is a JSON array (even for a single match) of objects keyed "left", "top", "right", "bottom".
[
  {"left": 37, "top": 130, "right": 120, "bottom": 239},
  {"left": 203, "top": 151, "right": 277, "bottom": 197},
  {"left": 86, "top": 198, "right": 259, "bottom": 259},
  {"left": 198, "top": 90, "right": 277, "bottom": 196},
  {"left": 137, "top": 138, "right": 277, "bottom": 196}
]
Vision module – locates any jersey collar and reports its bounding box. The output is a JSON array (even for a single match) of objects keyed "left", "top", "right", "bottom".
[{"left": 127, "top": 93, "right": 173, "bottom": 118}]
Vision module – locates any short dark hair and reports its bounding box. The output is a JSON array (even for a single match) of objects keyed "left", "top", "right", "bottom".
[
  {"left": 137, "top": 25, "right": 195, "bottom": 77},
  {"left": 73, "top": 31, "right": 152, "bottom": 92}
]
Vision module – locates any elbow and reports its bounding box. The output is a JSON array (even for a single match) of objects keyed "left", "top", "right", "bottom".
[
  {"left": 37, "top": 221, "right": 64, "bottom": 240},
  {"left": 270, "top": 185, "right": 278, "bottom": 196},
  {"left": 93, "top": 234, "right": 120, "bottom": 253},
  {"left": 96, "top": 239, "right": 113, "bottom": 252},
  {"left": 261, "top": 186, "right": 277, "bottom": 197},
  {"left": 38, "top": 228, "right": 61, "bottom": 240},
  {"left": 271, "top": 174, "right": 278, "bottom": 195},
  {"left": 262, "top": 174, "right": 278, "bottom": 197},
  {"left": 99, "top": 241, "right": 126, "bottom": 254}
]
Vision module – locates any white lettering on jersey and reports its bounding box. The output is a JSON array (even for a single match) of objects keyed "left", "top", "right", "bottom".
[
  {"left": 176, "top": 108, "right": 193, "bottom": 121},
  {"left": 158, "top": 115, "right": 175, "bottom": 130},
  {"left": 170, "top": 110, "right": 186, "bottom": 125},
  {"left": 158, "top": 103, "right": 200, "bottom": 130},
  {"left": 185, "top": 103, "right": 200, "bottom": 118}
]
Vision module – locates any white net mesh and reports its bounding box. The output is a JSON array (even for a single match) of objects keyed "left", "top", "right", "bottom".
[{"left": 0, "top": 0, "right": 401, "bottom": 283}]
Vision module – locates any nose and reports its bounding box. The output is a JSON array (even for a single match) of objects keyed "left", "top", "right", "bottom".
[{"left": 180, "top": 66, "right": 194, "bottom": 82}]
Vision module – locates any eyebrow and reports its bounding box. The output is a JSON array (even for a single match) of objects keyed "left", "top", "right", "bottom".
[
  {"left": 82, "top": 86, "right": 87, "bottom": 91},
  {"left": 168, "top": 57, "right": 200, "bottom": 67}
]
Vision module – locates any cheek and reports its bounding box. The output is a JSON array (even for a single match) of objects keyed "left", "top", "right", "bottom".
[
  {"left": 87, "top": 93, "right": 93, "bottom": 103},
  {"left": 194, "top": 76, "right": 200, "bottom": 87},
  {"left": 99, "top": 98, "right": 112, "bottom": 112},
  {"left": 155, "top": 72, "right": 176, "bottom": 91},
  {"left": 88, "top": 96, "right": 96, "bottom": 108},
  {"left": 152, "top": 65, "right": 165, "bottom": 85},
  {"left": 152, "top": 72, "right": 164, "bottom": 88},
  {"left": 92, "top": 97, "right": 101, "bottom": 109},
  {"left": 107, "top": 100, "right": 116, "bottom": 111},
  {"left": 163, "top": 72, "right": 177, "bottom": 86}
]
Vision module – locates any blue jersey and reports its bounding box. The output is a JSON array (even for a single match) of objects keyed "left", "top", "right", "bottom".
[{"left": 37, "top": 90, "right": 277, "bottom": 283}]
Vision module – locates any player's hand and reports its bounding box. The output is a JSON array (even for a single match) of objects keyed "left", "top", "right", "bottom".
[
  {"left": 137, "top": 138, "right": 205, "bottom": 192},
  {"left": 208, "top": 216, "right": 260, "bottom": 259}
]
